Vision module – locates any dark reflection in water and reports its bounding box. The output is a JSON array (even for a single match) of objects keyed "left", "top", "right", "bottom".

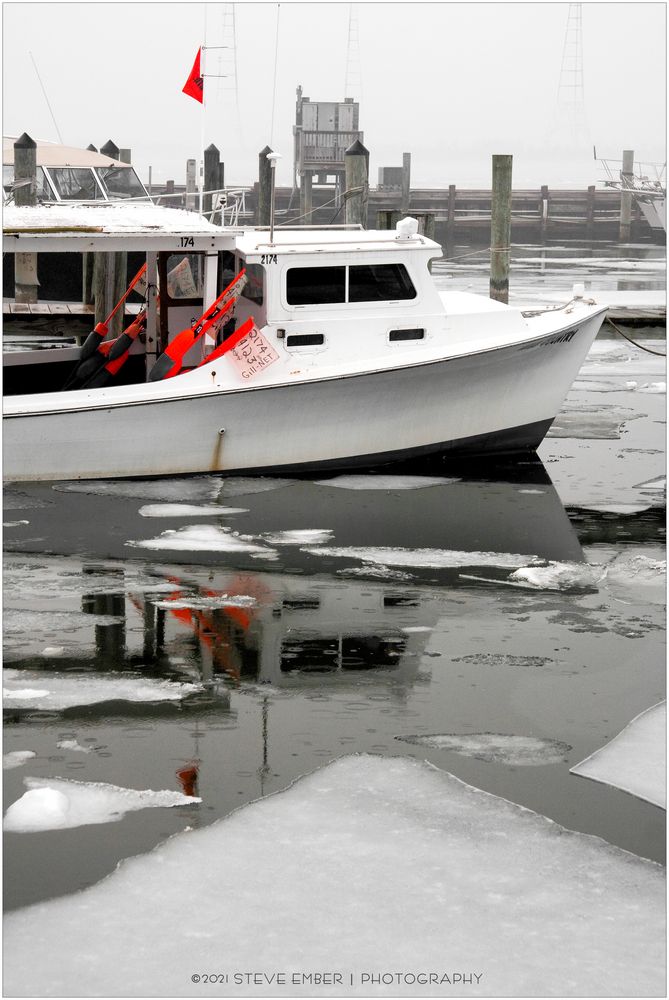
[{"left": 3, "top": 458, "right": 665, "bottom": 911}]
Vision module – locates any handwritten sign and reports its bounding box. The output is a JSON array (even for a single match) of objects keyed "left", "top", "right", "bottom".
[{"left": 227, "top": 324, "right": 280, "bottom": 380}]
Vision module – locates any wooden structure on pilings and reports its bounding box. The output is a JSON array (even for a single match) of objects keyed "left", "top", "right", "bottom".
[{"left": 292, "top": 86, "right": 363, "bottom": 221}]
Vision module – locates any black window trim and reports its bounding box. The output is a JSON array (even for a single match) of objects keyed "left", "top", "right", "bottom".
[{"left": 285, "top": 261, "right": 417, "bottom": 307}]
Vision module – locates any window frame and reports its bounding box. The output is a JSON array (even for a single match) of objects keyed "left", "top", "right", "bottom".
[{"left": 284, "top": 261, "right": 417, "bottom": 309}]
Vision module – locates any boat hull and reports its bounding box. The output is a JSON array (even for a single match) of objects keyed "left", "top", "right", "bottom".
[{"left": 3, "top": 311, "right": 606, "bottom": 482}]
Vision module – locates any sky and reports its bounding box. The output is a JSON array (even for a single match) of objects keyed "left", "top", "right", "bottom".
[{"left": 2, "top": 1, "right": 666, "bottom": 190}]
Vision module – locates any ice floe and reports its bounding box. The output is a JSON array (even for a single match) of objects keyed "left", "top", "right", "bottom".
[
  {"left": 301, "top": 546, "right": 543, "bottom": 570},
  {"left": 4, "top": 777, "right": 200, "bottom": 832},
  {"left": 3, "top": 755, "right": 664, "bottom": 997},
  {"left": 3, "top": 670, "right": 202, "bottom": 710},
  {"left": 3, "top": 751, "right": 37, "bottom": 771},
  {"left": 604, "top": 551, "right": 666, "bottom": 605},
  {"left": 314, "top": 475, "right": 459, "bottom": 490},
  {"left": 56, "top": 740, "right": 92, "bottom": 753},
  {"left": 261, "top": 529, "right": 334, "bottom": 545},
  {"left": 396, "top": 733, "right": 571, "bottom": 765},
  {"left": 571, "top": 703, "right": 666, "bottom": 809},
  {"left": 153, "top": 595, "right": 257, "bottom": 610},
  {"left": 508, "top": 561, "right": 604, "bottom": 591},
  {"left": 138, "top": 504, "right": 248, "bottom": 518},
  {"left": 215, "top": 477, "right": 296, "bottom": 497},
  {"left": 53, "top": 477, "right": 221, "bottom": 502},
  {"left": 127, "top": 525, "right": 275, "bottom": 556}
]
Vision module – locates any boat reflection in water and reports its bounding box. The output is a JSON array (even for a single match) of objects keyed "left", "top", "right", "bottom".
[{"left": 16, "top": 461, "right": 587, "bottom": 696}]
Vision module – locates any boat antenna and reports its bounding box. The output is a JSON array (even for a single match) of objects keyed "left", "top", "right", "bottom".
[
  {"left": 29, "top": 51, "right": 64, "bottom": 144},
  {"left": 269, "top": 4, "right": 280, "bottom": 147}
]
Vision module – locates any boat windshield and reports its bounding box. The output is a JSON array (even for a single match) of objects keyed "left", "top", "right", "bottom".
[
  {"left": 3, "top": 165, "right": 56, "bottom": 201},
  {"left": 46, "top": 167, "right": 105, "bottom": 201},
  {"left": 96, "top": 165, "right": 149, "bottom": 200}
]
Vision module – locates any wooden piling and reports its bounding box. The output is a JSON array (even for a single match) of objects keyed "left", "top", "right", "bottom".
[
  {"left": 401, "top": 152, "right": 411, "bottom": 215},
  {"left": 299, "top": 171, "right": 313, "bottom": 223},
  {"left": 186, "top": 158, "right": 197, "bottom": 212},
  {"left": 204, "top": 144, "right": 220, "bottom": 221},
  {"left": 540, "top": 184, "right": 549, "bottom": 241},
  {"left": 100, "top": 139, "right": 120, "bottom": 161},
  {"left": 490, "top": 154, "right": 512, "bottom": 304},
  {"left": 257, "top": 145, "right": 273, "bottom": 226},
  {"left": 446, "top": 184, "right": 455, "bottom": 243},
  {"left": 619, "top": 149, "right": 634, "bottom": 242},
  {"left": 119, "top": 148, "right": 131, "bottom": 165},
  {"left": 13, "top": 133, "right": 39, "bottom": 304},
  {"left": 345, "top": 139, "right": 369, "bottom": 228},
  {"left": 586, "top": 185, "right": 596, "bottom": 241}
]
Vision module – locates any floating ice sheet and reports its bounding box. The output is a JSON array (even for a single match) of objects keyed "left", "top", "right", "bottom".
[
  {"left": 313, "top": 475, "right": 459, "bottom": 490},
  {"left": 571, "top": 703, "right": 666, "bottom": 808},
  {"left": 127, "top": 525, "right": 275, "bottom": 556},
  {"left": 153, "top": 595, "right": 257, "bottom": 610},
  {"left": 3, "top": 751, "right": 37, "bottom": 771},
  {"left": 138, "top": 504, "right": 248, "bottom": 518},
  {"left": 261, "top": 529, "right": 334, "bottom": 545},
  {"left": 56, "top": 740, "right": 91, "bottom": 754},
  {"left": 4, "top": 777, "right": 200, "bottom": 833},
  {"left": 3, "top": 670, "right": 202, "bottom": 710},
  {"left": 604, "top": 551, "right": 666, "bottom": 606},
  {"left": 3, "top": 755, "right": 664, "bottom": 998},
  {"left": 53, "top": 477, "right": 221, "bottom": 502},
  {"left": 301, "top": 546, "right": 542, "bottom": 570},
  {"left": 508, "top": 561, "right": 603, "bottom": 591},
  {"left": 548, "top": 404, "right": 642, "bottom": 439},
  {"left": 396, "top": 733, "right": 571, "bottom": 765},
  {"left": 215, "top": 477, "right": 296, "bottom": 497}
]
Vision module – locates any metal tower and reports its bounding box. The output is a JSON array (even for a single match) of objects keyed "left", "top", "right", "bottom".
[
  {"left": 556, "top": 3, "right": 589, "bottom": 146},
  {"left": 214, "top": 3, "right": 242, "bottom": 137},
  {"left": 344, "top": 4, "right": 362, "bottom": 102}
]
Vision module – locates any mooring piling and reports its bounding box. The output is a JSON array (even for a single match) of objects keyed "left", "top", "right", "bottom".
[
  {"left": 257, "top": 145, "right": 273, "bottom": 226},
  {"left": 619, "top": 149, "right": 634, "bottom": 243},
  {"left": 204, "top": 144, "right": 220, "bottom": 222},
  {"left": 345, "top": 139, "right": 369, "bottom": 228},
  {"left": 13, "top": 133, "right": 39, "bottom": 304},
  {"left": 490, "top": 154, "right": 513, "bottom": 304}
]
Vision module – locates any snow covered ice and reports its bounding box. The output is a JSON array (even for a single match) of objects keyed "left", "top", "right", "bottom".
[
  {"left": 395, "top": 733, "right": 571, "bottom": 765},
  {"left": 3, "top": 669, "right": 203, "bottom": 710},
  {"left": 4, "top": 777, "right": 200, "bottom": 832},
  {"left": 3, "top": 755, "right": 664, "bottom": 998},
  {"left": 571, "top": 702, "right": 666, "bottom": 808}
]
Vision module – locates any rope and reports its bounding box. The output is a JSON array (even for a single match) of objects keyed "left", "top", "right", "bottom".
[{"left": 606, "top": 317, "right": 667, "bottom": 357}]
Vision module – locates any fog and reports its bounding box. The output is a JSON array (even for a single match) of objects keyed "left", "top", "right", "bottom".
[{"left": 2, "top": 2, "right": 666, "bottom": 189}]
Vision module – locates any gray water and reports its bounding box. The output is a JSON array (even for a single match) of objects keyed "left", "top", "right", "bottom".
[{"left": 3, "top": 240, "right": 665, "bottom": 913}]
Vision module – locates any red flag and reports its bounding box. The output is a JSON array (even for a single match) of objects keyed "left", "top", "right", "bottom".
[{"left": 182, "top": 48, "right": 204, "bottom": 104}]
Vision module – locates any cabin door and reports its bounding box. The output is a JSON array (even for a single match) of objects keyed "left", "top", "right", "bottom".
[{"left": 158, "top": 252, "right": 206, "bottom": 368}]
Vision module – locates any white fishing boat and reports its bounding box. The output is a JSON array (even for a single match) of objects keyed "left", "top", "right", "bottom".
[{"left": 3, "top": 202, "right": 607, "bottom": 482}]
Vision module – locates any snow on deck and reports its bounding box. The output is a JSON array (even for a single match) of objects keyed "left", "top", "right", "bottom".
[
  {"left": 3, "top": 202, "right": 221, "bottom": 233},
  {"left": 3, "top": 755, "right": 664, "bottom": 998},
  {"left": 571, "top": 702, "right": 666, "bottom": 808}
]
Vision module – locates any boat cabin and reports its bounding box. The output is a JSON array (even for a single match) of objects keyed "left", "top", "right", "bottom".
[{"left": 2, "top": 137, "right": 150, "bottom": 204}]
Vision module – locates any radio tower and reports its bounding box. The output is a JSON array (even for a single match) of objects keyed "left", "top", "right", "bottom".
[
  {"left": 344, "top": 4, "right": 362, "bottom": 101},
  {"left": 216, "top": 3, "right": 243, "bottom": 141},
  {"left": 556, "top": 3, "right": 589, "bottom": 147}
]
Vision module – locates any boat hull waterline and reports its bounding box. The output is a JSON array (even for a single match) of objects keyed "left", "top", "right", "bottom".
[{"left": 3, "top": 309, "right": 606, "bottom": 482}]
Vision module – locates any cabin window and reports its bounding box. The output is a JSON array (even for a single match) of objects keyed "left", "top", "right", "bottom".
[
  {"left": 286, "top": 333, "right": 325, "bottom": 347},
  {"left": 96, "top": 166, "right": 148, "bottom": 201},
  {"left": 286, "top": 266, "right": 346, "bottom": 305},
  {"left": 165, "top": 253, "right": 204, "bottom": 299},
  {"left": 349, "top": 264, "right": 416, "bottom": 302},
  {"left": 241, "top": 263, "right": 265, "bottom": 305},
  {"left": 389, "top": 328, "right": 425, "bottom": 342},
  {"left": 47, "top": 167, "right": 105, "bottom": 201},
  {"left": 286, "top": 263, "right": 416, "bottom": 306}
]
